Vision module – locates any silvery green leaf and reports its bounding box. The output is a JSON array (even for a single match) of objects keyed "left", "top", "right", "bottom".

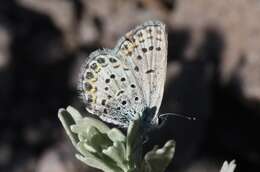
[
  {"left": 126, "top": 116, "right": 141, "bottom": 161},
  {"left": 58, "top": 106, "right": 176, "bottom": 172},
  {"left": 85, "top": 126, "right": 113, "bottom": 152},
  {"left": 103, "top": 141, "right": 128, "bottom": 171},
  {"left": 58, "top": 108, "right": 79, "bottom": 147},
  {"left": 125, "top": 116, "right": 143, "bottom": 171},
  {"left": 107, "top": 128, "right": 126, "bottom": 143},
  {"left": 70, "top": 116, "right": 110, "bottom": 134},
  {"left": 76, "top": 134, "right": 124, "bottom": 172},
  {"left": 66, "top": 106, "right": 83, "bottom": 122},
  {"left": 58, "top": 106, "right": 128, "bottom": 172},
  {"left": 76, "top": 141, "right": 98, "bottom": 158},
  {"left": 76, "top": 153, "right": 124, "bottom": 172},
  {"left": 142, "top": 140, "right": 175, "bottom": 172}
]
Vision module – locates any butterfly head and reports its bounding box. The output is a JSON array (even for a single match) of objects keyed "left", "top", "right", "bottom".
[{"left": 141, "top": 107, "right": 160, "bottom": 131}]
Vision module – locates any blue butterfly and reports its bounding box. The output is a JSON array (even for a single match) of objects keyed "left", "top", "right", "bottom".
[{"left": 78, "top": 21, "right": 168, "bottom": 131}]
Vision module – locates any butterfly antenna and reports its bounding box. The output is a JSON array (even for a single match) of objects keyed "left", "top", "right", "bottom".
[{"left": 159, "top": 113, "right": 196, "bottom": 121}]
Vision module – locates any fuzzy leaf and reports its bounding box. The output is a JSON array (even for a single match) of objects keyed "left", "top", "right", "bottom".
[
  {"left": 58, "top": 106, "right": 176, "bottom": 172},
  {"left": 71, "top": 117, "right": 110, "bottom": 134},
  {"left": 107, "top": 128, "right": 126, "bottom": 143},
  {"left": 76, "top": 153, "right": 124, "bottom": 172},
  {"left": 103, "top": 141, "right": 128, "bottom": 171},
  {"left": 86, "top": 126, "right": 113, "bottom": 152},
  {"left": 58, "top": 106, "right": 128, "bottom": 172},
  {"left": 126, "top": 116, "right": 141, "bottom": 161},
  {"left": 142, "top": 140, "right": 175, "bottom": 172},
  {"left": 66, "top": 106, "right": 83, "bottom": 122},
  {"left": 58, "top": 108, "right": 79, "bottom": 147},
  {"left": 77, "top": 140, "right": 123, "bottom": 172}
]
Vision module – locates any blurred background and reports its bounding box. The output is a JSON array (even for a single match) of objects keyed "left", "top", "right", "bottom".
[{"left": 1, "top": 0, "right": 260, "bottom": 171}]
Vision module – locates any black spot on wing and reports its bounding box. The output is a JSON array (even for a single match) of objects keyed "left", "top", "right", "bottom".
[
  {"left": 142, "top": 48, "right": 147, "bottom": 53},
  {"left": 130, "top": 84, "right": 136, "bottom": 88},
  {"left": 90, "top": 63, "right": 98, "bottom": 70},
  {"left": 105, "top": 79, "right": 110, "bottom": 83},
  {"left": 109, "top": 58, "right": 117, "bottom": 63},
  {"left": 145, "top": 69, "right": 155, "bottom": 74},
  {"left": 121, "top": 100, "right": 127, "bottom": 105},
  {"left": 86, "top": 72, "right": 94, "bottom": 79},
  {"left": 101, "top": 99, "right": 106, "bottom": 105},
  {"left": 137, "top": 55, "right": 142, "bottom": 60},
  {"left": 117, "top": 90, "right": 124, "bottom": 96},
  {"left": 97, "top": 57, "right": 105, "bottom": 64},
  {"left": 110, "top": 74, "right": 115, "bottom": 79},
  {"left": 84, "top": 82, "right": 93, "bottom": 91}
]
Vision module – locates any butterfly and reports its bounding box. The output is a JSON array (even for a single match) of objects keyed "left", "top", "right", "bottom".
[{"left": 78, "top": 20, "right": 167, "bottom": 131}]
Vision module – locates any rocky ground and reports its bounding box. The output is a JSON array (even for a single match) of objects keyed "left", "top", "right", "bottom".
[{"left": 0, "top": 0, "right": 260, "bottom": 171}]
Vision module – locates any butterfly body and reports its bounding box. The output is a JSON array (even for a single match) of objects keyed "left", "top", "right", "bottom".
[{"left": 79, "top": 20, "right": 167, "bottom": 131}]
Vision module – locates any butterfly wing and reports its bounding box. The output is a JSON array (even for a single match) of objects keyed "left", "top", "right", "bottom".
[
  {"left": 114, "top": 21, "right": 168, "bottom": 121},
  {"left": 79, "top": 49, "right": 145, "bottom": 128}
]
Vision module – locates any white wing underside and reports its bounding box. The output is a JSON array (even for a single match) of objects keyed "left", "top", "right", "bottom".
[
  {"left": 79, "top": 21, "right": 167, "bottom": 127},
  {"left": 114, "top": 20, "right": 168, "bottom": 116}
]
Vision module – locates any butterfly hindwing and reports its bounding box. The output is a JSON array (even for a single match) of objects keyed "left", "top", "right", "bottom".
[{"left": 79, "top": 50, "right": 145, "bottom": 127}]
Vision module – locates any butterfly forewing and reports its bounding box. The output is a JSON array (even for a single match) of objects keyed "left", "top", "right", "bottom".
[{"left": 114, "top": 21, "right": 167, "bottom": 117}]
